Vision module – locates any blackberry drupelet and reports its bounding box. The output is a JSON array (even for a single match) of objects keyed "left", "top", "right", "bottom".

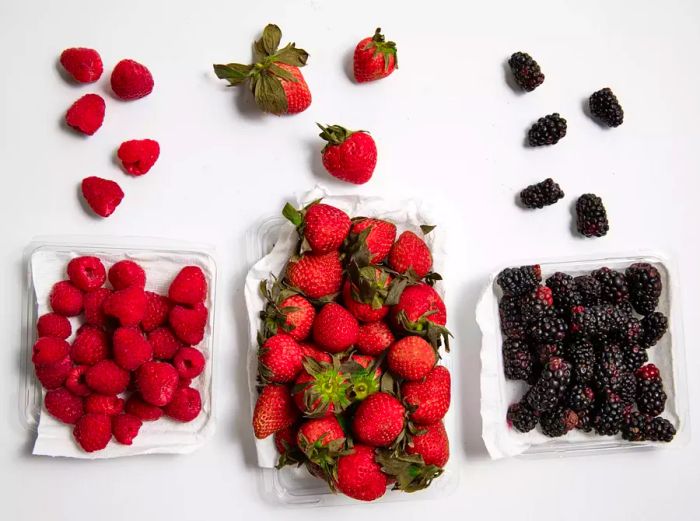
[
  {"left": 626, "top": 263, "right": 662, "bottom": 316},
  {"left": 592, "top": 267, "right": 629, "bottom": 305},
  {"left": 508, "top": 52, "right": 545, "bottom": 92},
  {"left": 546, "top": 272, "right": 583, "bottom": 313},
  {"left": 640, "top": 312, "right": 669, "bottom": 348},
  {"left": 520, "top": 178, "right": 565, "bottom": 209},
  {"left": 502, "top": 338, "right": 535, "bottom": 381},
  {"left": 528, "top": 113, "right": 567, "bottom": 146},
  {"left": 534, "top": 342, "right": 564, "bottom": 364},
  {"left": 566, "top": 383, "right": 595, "bottom": 412},
  {"left": 589, "top": 88, "right": 624, "bottom": 127},
  {"left": 594, "top": 391, "right": 625, "bottom": 436},
  {"left": 645, "top": 417, "right": 676, "bottom": 442},
  {"left": 524, "top": 357, "right": 571, "bottom": 413},
  {"left": 636, "top": 377, "right": 667, "bottom": 416},
  {"left": 576, "top": 194, "right": 609, "bottom": 238},
  {"left": 540, "top": 406, "right": 578, "bottom": 437},
  {"left": 499, "top": 295, "right": 527, "bottom": 340},
  {"left": 623, "top": 344, "right": 648, "bottom": 372},
  {"left": 507, "top": 402, "right": 539, "bottom": 433},
  {"left": 497, "top": 265, "right": 542, "bottom": 297},
  {"left": 593, "top": 344, "right": 625, "bottom": 392},
  {"left": 574, "top": 275, "right": 602, "bottom": 306},
  {"left": 519, "top": 286, "right": 554, "bottom": 325},
  {"left": 622, "top": 411, "right": 651, "bottom": 442}
]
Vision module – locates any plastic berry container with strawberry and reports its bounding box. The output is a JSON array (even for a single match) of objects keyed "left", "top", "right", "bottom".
[{"left": 20, "top": 236, "right": 217, "bottom": 458}]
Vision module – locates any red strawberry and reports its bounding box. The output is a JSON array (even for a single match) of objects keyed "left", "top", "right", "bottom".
[
  {"left": 356, "top": 321, "right": 394, "bottom": 356},
  {"left": 387, "top": 336, "right": 437, "bottom": 381},
  {"left": 110, "top": 59, "right": 154, "bottom": 100},
  {"left": 148, "top": 327, "right": 185, "bottom": 360},
  {"left": 297, "top": 416, "right": 346, "bottom": 461},
  {"left": 49, "top": 280, "right": 83, "bottom": 316},
  {"left": 402, "top": 365, "right": 451, "bottom": 425},
  {"left": 318, "top": 124, "right": 377, "bottom": 184},
  {"left": 125, "top": 395, "right": 163, "bottom": 421},
  {"left": 352, "top": 392, "right": 405, "bottom": 447},
  {"left": 141, "top": 291, "right": 171, "bottom": 332},
  {"left": 349, "top": 218, "right": 397, "bottom": 263},
  {"left": 73, "top": 413, "right": 112, "bottom": 452},
  {"left": 213, "top": 24, "right": 311, "bottom": 115},
  {"left": 32, "top": 337, "right": 70, "bottom": 366},
  {"left": 65, "top": 365, "right": 91, "bottom": 396},
  {"left": 44, "top": 387, "right": 84, "bottom": 424},
  {"left": 85, "top": 360, "right": 130, "bottom": 395},
  {"left": 168, "top": 266, "right": 207, "bottom": 305},
  {"left": 136, "top": 361, "right": 179, "bottom": 406},
  {"left": 173, "top": 346, "right": 206, "bottom": 379},
  {"left": 406, "top": 421, "right": 449, "bottom": 467},
  {"left": 81, "top": 177, "right": 124, "bottom": 218},
  {"left": 34, "top": 357, "right": 72, "bottom": 389},
  {"left": 342, "top": 277, "right": 390, "bottom": 323},
  {"left": 252, "top": 384, "right": 299, "bottom": 439},
  {"left": 278, "top": 295, "right": 315, "bottom": 341},
  {"left": 282, "top": 202, "right": 351, "bottom": 254},
  {"left": 274, "top": 425, "right": 298, "bottom": 455},
  {"left": 292, "top": 358, "right": 352, "bottom": 417},
  {"left": 37, "top": 313, "right": 72, "bottom": 339},
  {"left": 85, "top": 394, "right": 125, "bottom": 415},
  {"left": 117, "top": 139, "right": 160, "bottom": 176},
  {"left": 285, "top": 251, "right": 343, "bottom": 299},
  {"left": 65, "top": 94, "right": 105, "bottom": 135},
  {"left": 336, "top": 445, "right": 388, "bottom": 501},
  {"left": 258, "top": 334, "right": 303, "bottom": 383},
  {"left": 353, "top": 28, "right": 398, "bottom": 83},
  {"left": 346, "top": 354, "right": 382, "bottom": 401},
  {"left": 169, "top": 302, "right": 208, "bottom": 345},
  {"left": 112, "top": 413, "right": 142, "bottom": 445},
  {"left": 108, "top": 260, "right": 146, "bottom": 290},
  {"left": 164, "top": 386, "right": 202, "bottom": 422},
  {"left": 388, "top": 231, "right": 432, "bottom": 278},
  {"left": 299, "top": 342, "right": 332, "bottom": 364},
  {"left": 312, "top": 303, "right": 359, "bottom": 354},
  {"left": 103, "top": 286, "right": 147, "bottom": 327},
  {"left": 60, "top": 47, "right": 103, "bottom": 83},
  {"left": 67, "top": 256, "right": 106, "bottom": 291},
  {"left": 113, "top": 327, "right": 153, "bottom": 370},
  {"left": 390, "top": 283, "right": 447, "bottom": 334},
  {"left": 70, "top": 325, "right": 109, "bottom": 365},
  {"left": 83, "top": 288, "right": 112, "bottom": 327}
]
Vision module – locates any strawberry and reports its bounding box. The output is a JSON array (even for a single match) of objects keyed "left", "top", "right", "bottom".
[
  {"left": 387, "top": 336, "right": 437, "bottom": 381},
  {"left": 168, "top": 266, "right": 207, "bottom": 306},
  {"left": 173, "top": 346, "right": 205, "bottom": 379},
  {"left": 352, "top": 392, "right": 405, "bottom": 447},
  {"left": 292, "top": 357, "right": 351, "bottom": 417},
  {"left": 124, "top": 395, "right": 163, "bottom": 421},
  {"left": 60, "top": 47, "right": 103, "bottom": 83},
  {"left": 282, "top": 202, "right": 351, "bottom": 254},
  {"left": 70, "top": 325, "right": 109, "bottom": 365},
  {"left": 85, "top": 360, "right": 130, "bottom": 395},
  {"left": 348, "top": 218, "right": 397, "bottom": 264},
  {"left": 83, "top": 288, "right": 112, "bottom": 327},
  {"left": 401, "top": 365, "right": 451, "bottom": 425},
  {"left": 285, "top": 251, "right": 343, "bottom": 300},
  {"left": 297, "top": 416, "right": 346, "bottom": 465},
  {"left": 356, "top": 321, "right": 394, "bottom": 356},
  {"left": 278, "top": 295, "right": 315, "bottom": 341},
  {"left": 299, "top": 343, "right": 332, "bottom": 364},
  {"left": 44, "top": 387, "right": 84, "bottom": 424},
  {"left": 169, "top": 302, "right": 208, "bottom": 345},
  {"left": 135, "top": 361, "right": 179, "bottom": 406},
  {"left": 164, "top": 386, "right": 202, "bottom": 422},
  {"left": 49, "top": 280, "right": 83, "bottom": 317},
  {"left": 32, "top": 337, "right": 70, "bottom": 367},
  {"left": 65, "top": 94, "right": 105, "bottom": 135},
  {"left": 85, "top": 394, "right": 125, "bottom": 415},
  {"left": 37, "top": 313, "right": 72, "bottom": 339},
  {"left": 390, "top": 283, "right": 450, "bottom": 350},
  {"left": 34, "top": 357, "right": 72, "bottom": 389},
  {"left": 141, "top": 291, "right": 171, "bottom": 332},
  {"left": 214, "top": 24, "right": 311, "bottom": 115},
  {"left": 342, "top": 275, "right": 391, "bottom": 323},
  {"left": 67, "top": 256, "right": 106, "bottom": 291},
  {"left": 336, "top": 445, "right": 388, "bottom": 501},
  {"left": 388, "top": 230, "right": 433, "bottom": 278},
  {"left": 406, "top": 421, "right": 449, "bottom": 467},
  {"left": 73, "top": 413, "right": 112, "bottom": 452},
  {"left": 318, "top": 124, "right": 377, "bottom": 184},
  {"left": 81, "top": 176, "right": 124, "bottom": 218},
  {"left": 259, "top": 281, "right": 316, "bottom": 341},
  {"left": 112, "top": 413, "right": 142, "bottom": 445},
  {"left": 103, "top": 286, "right": 147, "bottom": 327},
  {"left": 108, "top": 260, "right": 146, "bottom": 290},
  {"left": 353, "top": 28, "right": 398, "bottom": 83},
  {"left": 110, "top": 59, "right": 154, "bottom": 100},
  {"left": 258, "top": 333, "right": 303, "bottom": 383},
  {"left": 113, "top": 327, "right": 153, "bottom": 371},
  {"left": 274, "top": 425, "right": 301, "bottom": 464},
  {"left": 312, "top": 303, "right": 360, "bottom": 354},
  {"left": 253, "top": 384, "right": 298, "bottom": 439},
  {"left": 65, "top": 365, "right": 91, "bottom": 396}
]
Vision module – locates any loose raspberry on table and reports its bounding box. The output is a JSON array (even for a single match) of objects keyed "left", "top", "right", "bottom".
[
  {"left": 65, "top": 94, "right": 105, "bottom": 135},
  {"left": 60, "top": 47, "right": 103, "bottom": 83},
  {"left": 81, "top": 177, "right": 124, "bottom": 218},
  {"left": 118, "top": 139, "right": 160, "bottom": 176},
  {"left": 111, "top": 59, "right": 154, "bottom": 100}
]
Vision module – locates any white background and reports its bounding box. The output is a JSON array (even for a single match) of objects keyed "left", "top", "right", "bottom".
[{"left": 1, "top": 0, "right": 699, "bottom": 519}]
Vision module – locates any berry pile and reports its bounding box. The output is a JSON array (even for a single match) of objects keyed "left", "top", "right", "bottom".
[
  {"left": 498, "top": 263, "right": 675, "bottom": 443},
  {"left": 252, "top": 201, "right": 451, "bottom": 502},
  {"left": 32, "top": 257, "right": 209, "bottom": 452}
]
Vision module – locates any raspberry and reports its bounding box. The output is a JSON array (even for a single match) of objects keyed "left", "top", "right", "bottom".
[
  {"left": 49, "top": 280, "right": 83, "bottom": 316},
  {"left": 73, "top": 413, "right": 112, "bottom": 452},
  {"left": 66, "top": 256, "right": 106, "bottom": 292},
  {"left": 169, "top": 302, "right": 208, "bottom": 345},
  {"left": 65, "top": 365, "right": 91, "bottom": 396},
  {"left": 112, "top": 413, "right": 142, "bottom": 445},
  {"left": 173, "top": 347, "right": 205, "bottom": 379},
  {"left": 168, "top": 266, "right": 207, "bottom": 306},
  {"left": 117, "top": 139, "right": 160, "bottom": 176},
  {"left": 70, "top": 325, "right": 108, "bottom": 365},
  {"left": 124, "top": 395, "right": 163, "bottom": 421},
  {"left": 36, "top": 313, "right": 72, "bottom": 339},
  {"left": 59, "top": 47, "right": 103, "bottom": 83},
  {"left": 136, "top": 361, "right": 179, "bottom": 406},
  {"left": 34, "top": 357, "right": 72, "bottom": 389},
  {"left": 110, "top": 59, "right": 154, "bottom": 100},
  {"left": 103, "top": 286, "right": 147, "bottom": 327},
  {"left": 85, "top": 394, "right": 125, "bottom": 415},
  {"left": 179, "top": 376, "right": 192, "bottom": 388},
  {"left": 83, "top": 288, "right": 112, "bottom": 327},
  {"left": 44, "top": 387, "right": 84, "bottom": 424},
  {"left": 81, "top": 176, "right": 124, "bottom": 218},
  {"left": 113, "top": 327, "right": 153, "bottom": 371},
  {"left": 147, "top": 327, "right": 184, "bottom": 360},
  {"left": 108, "top": 260, "right": 146, "bottom": 290},
  {"left": 65, "top": 94, "right": 105, "bottom": 135},
  {"left": 164, "top": 387, "right": 202, "bottom": 422},
  {"left": 32, "top": 337, "right": 70, "bottom": 366},
  {"left": 85, "top": 360, "right": 130, "bottom": 395},
  {"left": 142, "top": 291, "right": 171, "bottom": 332}
]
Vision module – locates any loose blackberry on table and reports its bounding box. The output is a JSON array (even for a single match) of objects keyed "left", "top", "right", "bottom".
[
  {"left": 576, "top": 194, "right": 609, "bottom": 238},
  {"left": 508, "top": 52, "right": 545, "bottom": 92},
  {"left": 589, "top": 87, "right": 624, "bottom": 127},
  {"left": 520, "top": 178, "right": 564, "bottom": 209},
  {"left": 528, "top": 113, "right": 567, "bottom": 146}
]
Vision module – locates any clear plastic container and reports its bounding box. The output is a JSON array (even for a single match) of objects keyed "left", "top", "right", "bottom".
[
  {"left": 478, "top": 252, "right": 690, "bottom": 459},
  {"left": 21, "top": 236, "right": 217, "bottom": 458}
]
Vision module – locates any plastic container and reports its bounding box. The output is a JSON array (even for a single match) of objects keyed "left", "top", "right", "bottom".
[
  {"left": 478, "top": 252, "right": 690, "bottom": 459},
  {"left": 21, "top": 236, "right": 217, "bottom": 458}
]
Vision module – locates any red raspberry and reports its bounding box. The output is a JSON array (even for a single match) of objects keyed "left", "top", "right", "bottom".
[
  {"left": 178, "top": 376, "right": 192, "bottom": 388},
  {"left": 103, "top": 286, "right": 147, "bottom": 327},
  {"left": 117, "top": 139, "right": 160, "bottom": 176},
  {"left": 83, "top": 288, "right": 112, "bottom": 327},
  {"left": 70, "top": 325, "right": 108, "bottom": 365},
  {"left": 65, "top": 93, "right": 105, "bottom": 135},
  {"left": 85, "top": 360, "right": 129, "bottom": 395},
  {"left": 49, "top": 280, "right": 83, "bottom": 316},
  {"left": 169, "top": 302, "right": 208, "bottom": 345},
  {"left": 168, "top": 266, "right": 207, "bottom": 306},
  {"left": 85, "top": 394, "right": 125, "bottom": 415},
  {"left": 112, "top": 413, "right": 142, "bottom": 445},
  {"left": 32, "top": 337, "right": 70, "bottom": 366},
  {"left": 112, "top": 327, "right": 153, "bottom": 370},
  {"left": 147, "top": 327, "right": 184, "bottom": 360},
  {"left": 81, "top": 176, "right": 124, "bottom": 218},
  {"left": 136, "top": 361, "right": 179, "bottom": 406},
  {"left": 44, "top": 387, "right": 84, "bottom": 424},
  {"left": 108, "top": 260, "right": 146, "bottom": 290},
  {"left": 65, "top": 365, "right": 91, "bottom": 396},
  {"left": 59, "top": 47, "right": 103, "bottom": 83},
  {"left": 34, "top": 357, "right": 72, "bottom": 389},
  {"left": 142, "top": 291, "right": 171, "bottom": 332},
  {"left": 67, "top": 256, "right": 106, "bottom": 291},
  {"left": 73, "top": 413, "right": 112, "bottom": 452},
  {"left": 173, "top": 347, "right": 205, "bottom": 379},
  {"left": 124, "top": 395, "right": 163, "bottom": 421},
  {"left": 36, "top": 313, "right": 72, "bottom": 339},
  {"left": 110, "top": 59, "right": 154, "bottom": 100},
  {"left": 164, "top": 387, "right": 202, "bottom": 422}
]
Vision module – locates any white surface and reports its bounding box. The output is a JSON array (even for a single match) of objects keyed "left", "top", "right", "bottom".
[{"left": 1, "top": 0, "right": 699, "bottom": 519}]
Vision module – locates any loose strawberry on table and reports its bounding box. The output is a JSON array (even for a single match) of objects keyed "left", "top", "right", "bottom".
[
  {"left": 353, "top": 28, "right": 398, "bottom": 83},
  {"left": 318, "top": 124, "right": 377, "bottom": 185}
]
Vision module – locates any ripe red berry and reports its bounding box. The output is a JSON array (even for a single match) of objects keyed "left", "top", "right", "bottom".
[
  {"left": 168, "top": 266, "right": 207, "bottom": 306},
  {"left": 73, "top": 413, "right": 112, "bottom": 452},
  {"left": 108, "top": 260, "right": 146, "bottom": 290},
  {"left": 85, "top": 394, "right": 125, "bottom": 415},
  {"left": 34, "top": 357, "right": 72, "bottom": 389},
  {"left": 312, "top": 303, "right": 359, "bottom": 353},
  {"left": 147, "top": 327, "right": 185, "bottom": 360},
  {"left": 36, "top": 313, "right": 72, "bottom": 340},
  {"left": 70, "top": 325, "right": 109, "bottom": 365},
  {"left": 164, "top": 386, "right": 202, "bottom": 422},
  {"left": 117, "top": 139, "right": 160, "bottom": 176},
  {"left": 67, "top": 256, "right": 106, "bottom": 291},
  {"left": 124, "top": 395, "right": 163, "bottom": 421},
  {"left": 103, "top": 286, "right": 147, "bottom": 327},
  {"left": 32, "top": 337, "right": 70, "bottom": 367},
  {"left": 44, "top": 387, "right": 84, "bottom": 424},
  {"left": 85, "top": 360, "right": 130, "bottom": 395},
  {"left": 169, "top": 302, "right": 208, "bottom": 345},
  {"left": 111, "top": 59, "right": 154, "bottom": 100},
  {"left": 83, "top": 288, "right": 112, "bottom": 327},
  {"left": 113, "top": 327, "right": 153, "bottom": 371},
  {"left": 136, "top": 361, "right": 179, "bottom": 406},
  {"left": 112, "top": 413, "right": 142, "bottom": 444},
  {"left": 141, "top": 291, "right": 171, "bottom": 332},
  {"left": 59, "top": 48, "right": 103, "bottom": 83},
  {"left": 353, "top": 28, "right": 398, "bottom": 83},
  {"left": 65, "top": 94, "right": 105, "bottom": 135},
  {"left": 318, "top": 124, "right": 377, "bottom": 185},
  {"left": 65, "top": 365, "right": 91, "bottom": 397},
  {"left": 81, "top": 177, "right": 124, "bottom": 218},
  {"left": 173, "top": 347, "right": 206, "bottom": 379},
  {"left": 49, "top": 280, "right": 83, "bottom": 316},
  {"left": 356, "top": 321, "right": 394, "bottom": 356}
]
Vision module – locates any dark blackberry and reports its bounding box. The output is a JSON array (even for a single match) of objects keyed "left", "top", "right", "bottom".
[
  {"left": 592, "top": 267, "right": 629, "bottom": 305},
  {"left": 507, "top": 402, "right": 539, "bottom": 433},
  {"left": 528, "top": 312, "right": 567, "bottom": 344},
  {"left": 640, "top": 312, "right": 668, "bottom": 348},
  {"left": 502, "top": 338, "right": 535, "bottom": 381},
  {"left": 571, "top": 304, "right": 629, "bottom": 337},
  {"left": 589, "top": 88, "right": 624, "bottom": 127},
  {"left": 520, "top": 178, "right": 564, "bottom": 209},
  {"left": 497, "top": 265, "right": 542, "bottom": 297},
  {"left": 519, "top": 286, "right": 553, "bottom": 325},
  {"left": 625, "top": 263, "right": 662, "bottom": 315},
  {"left": 508, "top": 52, "right": 545, "bottom": 92},
  {"left": 534, "top": 342, "right": 564, "bottom": 364},
  {"left": 576, "top": 409, "right": 593, "bottom": 432},
  {"left": 546, "top": 272, "right": 583, "bottom": 313},
  {"left": 566, "top": 336, "right": 596, "bottom": 384},
  {"left": 576, "top": 194, "right": 609, "bottom": 238},
  {"left": 540, "top": 407, "right": 578, "bottom": 438},
  {"left": 566, "top": 383, "right": 595, "bottom": 412},
  {"left": 617, "top": 372, "right": 637, "bottom": 404},
  {"left": 636, "top": 377, "right": 667, "bottom": 416},
  {"left": 593, "top": 344, "right": 625, "bottom": 392},
  {"left": 499, "top": 295, "right": 527, "bottom": 340},
  {"left": 528, "top": 113, "right": 567, "bottom": 146},
  {"left": 622, "top": 411, "right": 652, "bottom": 442},
  {"left": 623, "top": 344, "right": 648, "bottom": 372},
  {"left": 594, "top": 391, "right": 625, "bottom": 436},
  {"left": 524, "top": 357, "right": 571, "bottom": 413},
  {"left": 574, "top": 275, "right": 602, "bottom": 306},
  {"left": 645, "top": 417, "right": 676, "bottom": 442}
]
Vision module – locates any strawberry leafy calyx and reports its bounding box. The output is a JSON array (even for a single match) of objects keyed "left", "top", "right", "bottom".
[
  {"left": 376, "top": 449, "right": 443, "bottom": 493},
  {"left": 363, "top": 27, "right": 399, "bottom": 71},
  {"left": 317, "top": 123, "right": 365, "bottom": 151},
  {"left": 394, "top": 309, "right": 452, "bottom": 352},
  {"left": 294, "top": 357, "right": 353, "bottom": 417}
]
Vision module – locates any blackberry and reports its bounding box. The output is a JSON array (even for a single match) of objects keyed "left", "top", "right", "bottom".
[
  {"left": 636, "top": 377, "right": 667, "bottom": 416},
  {"left": 622, "top": 344, "right": 648, "bottom": 372},
  {"left": 519, "top": 286, "right": 553, "bottom": 324},
  {"left": 592, "top": 267, "right": 629, "bottom": 305},
  {"left": 589, "top": 88, "right": 624, "bottom": 127},
  {"left": 571, "top": 304, "right": 629, "bottom": 337},
  {"left": 594, "top": 391, "right": 625, "bottom": 436},
  {"left": 497, "top": 265, "right": 542, "bottom": 297},
  {"left": 645, "top": 417, "right": 676, "bottom": 442},
  {"left": 499, "top": 295, "right": 527, "bottom": 340},
  {"left": 622, "top": 411, "right": 652, "bottom": 442},
  {"left": 534, "top": 342, "right": 564, "bottom": 364},
  {"left": 540, "top": 406, "right": 578, "bottom": 438},
  {"left": 528, "top": 113, "right": 567, "bottom": 146},
  {"left": 617, "top": 372, "right": 637, "bottom": 404},
  {"left": 520, "top": 178, "right": 564, "bottom": 209},
  {"left": 566, "top": 383, "right": 595, "bottom": 412},
  {"left": 593, "top": 344, "right": 625, "bottom": 392},
  {"left": 507, "top": 402, "right": 539, "bottom": 433},
  {"left": 502, "top": 338, "right": 535, "bottom": 381},
  {"left": 625, "top": 263, "right": 662, "bottom": 315},
  {"left": 546, "top": 272, "right": 582, "bottom": 312},
  {"left": 640, "top": 312, "right": 668, "bottom": 348},
  {"left": 576, "top": 194, "right": 609, "bottom": 238},
  {"left": 524, "top": 357, "right": 571, "bottom": 413},
  {"left": 574, "top": 275, "right": 602, "bottom": 306},
  {"left": 576, "top": 409, "right": 593, "bottom": 432},
  {"left": 566, "top": 336, "right": 596, "bottom": 383},
  {"left": 528, "top": 312, "right": 567, "bottom": 344},
  {"left": 508, "top": 52, "right": 545, "bottom": 92}
]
